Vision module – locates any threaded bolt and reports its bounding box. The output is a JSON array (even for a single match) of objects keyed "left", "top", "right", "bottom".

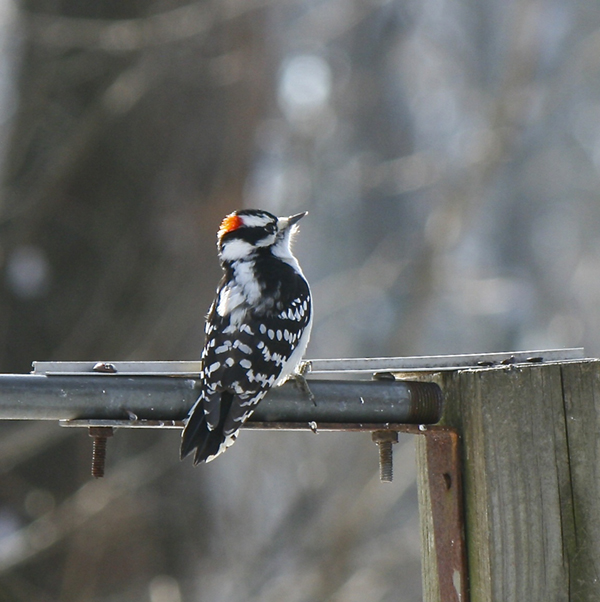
[
  {"left": 372, "top": 430, "right": 398, "bottom": 482},
  {"left": 88, "top": 427, "right": 114, "bottom": 478},
  {"left": 378, "top": 441, "right": 393, "bottom": 481}
]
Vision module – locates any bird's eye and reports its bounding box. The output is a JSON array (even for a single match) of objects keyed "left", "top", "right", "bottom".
[{"left": 266, "top": 223, "right": 277, "bottom": 234}]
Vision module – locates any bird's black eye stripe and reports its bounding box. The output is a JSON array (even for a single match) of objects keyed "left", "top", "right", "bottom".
[{"left": 221, "top": 222, "right": 277, "bottom": 245}]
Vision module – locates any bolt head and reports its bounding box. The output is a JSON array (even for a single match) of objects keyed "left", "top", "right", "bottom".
[{"left": 371, "top": 430, "right": 399, "bottom": 444}]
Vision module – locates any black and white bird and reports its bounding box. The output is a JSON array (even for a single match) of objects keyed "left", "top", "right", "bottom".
[{"left": 180, "top": 209, "right": 312, "bottom": 464}]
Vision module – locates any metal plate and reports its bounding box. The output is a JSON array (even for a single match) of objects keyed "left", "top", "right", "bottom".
[{"left": 33, "top": 348, "right": 586, "bottom": 376}]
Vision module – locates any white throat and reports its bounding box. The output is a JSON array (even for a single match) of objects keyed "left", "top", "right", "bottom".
[{"left": 271, "top": 229, "right": 303, "bottom": 273}]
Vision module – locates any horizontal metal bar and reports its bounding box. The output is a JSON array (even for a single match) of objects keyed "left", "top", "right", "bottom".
[
  {"left": 32, "top": 361, "right": 203, "bottom": 377},
  {"left": 32, "top": 348, "right": 586, "bottom": 376},
  {"left": 59, "top": 419, "right": 429, "bottom": 433},
  {"left": 0, "top": 374, "right": 442, "bottom": 425},
  {"left": 307, "top": 348, "right": 586, "bottom": 373}
]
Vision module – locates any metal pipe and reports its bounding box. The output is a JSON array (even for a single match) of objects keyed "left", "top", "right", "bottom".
[
  {"left": 0, "top": 374, "right": 442, "bottom": 425},
  {"left": 254, "top": 379, "right": 442, "bottom": 424}
]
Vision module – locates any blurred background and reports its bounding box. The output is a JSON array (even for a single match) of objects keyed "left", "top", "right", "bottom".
[{"left": 0, "top": 0, "right": 597, "bottom": 599}]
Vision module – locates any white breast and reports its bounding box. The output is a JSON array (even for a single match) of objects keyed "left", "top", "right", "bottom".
[{"left": 216, "top": 261, "right": 262, "bottom": 327}]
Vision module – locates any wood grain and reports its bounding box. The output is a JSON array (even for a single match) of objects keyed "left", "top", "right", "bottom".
[{"left": 417, "top": 360, "right": 600, "bottom": 601}]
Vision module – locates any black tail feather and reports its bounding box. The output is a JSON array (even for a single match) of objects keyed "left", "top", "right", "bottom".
[
  {"left": 193, "top": 429, "right": 228, "bottom": 465},
  {"left": 180, "top": 391, "right": 235, "bottom": 464},
  {"left": 180, "top": 405, "right": 208, "bottom": 461}
]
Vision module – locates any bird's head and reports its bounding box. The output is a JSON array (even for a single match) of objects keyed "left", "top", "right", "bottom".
[{"left": 217, "top": 209, "right": 307, "bottom": 263}]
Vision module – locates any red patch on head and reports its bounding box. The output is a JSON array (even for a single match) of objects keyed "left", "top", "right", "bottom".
[{"left": 218, "top": 213, "right": 243, "bottom": 238}]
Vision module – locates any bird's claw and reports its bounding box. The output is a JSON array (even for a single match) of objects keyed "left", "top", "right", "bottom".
[
  {"left": 292, "top": 368, "right": 316, "bottom": 406},
  {"left": 298, "top": 360, "right": 312, "bottom": 376}
]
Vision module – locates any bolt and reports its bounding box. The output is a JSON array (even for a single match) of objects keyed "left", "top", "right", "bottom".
[
  {"left": 372, "top": 430, "right": 398, "bottom": 482},
  {"left": 88, "top": 427, "right": 114, "bottom": 478},
  {"left": 92, "top": 362, "right": 117, "bottom": 373}
]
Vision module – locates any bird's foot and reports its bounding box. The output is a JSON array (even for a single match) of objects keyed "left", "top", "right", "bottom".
[
  {"left": 298, "top": 360, "right": 312, "bottom": 377},
  {"left": 292, "top": 362, "right": 315, "bottom": 405}
]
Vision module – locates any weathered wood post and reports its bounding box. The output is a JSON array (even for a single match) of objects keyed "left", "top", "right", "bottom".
[{"left": 416, "top": 359, "right": 600, "bottom": 601}]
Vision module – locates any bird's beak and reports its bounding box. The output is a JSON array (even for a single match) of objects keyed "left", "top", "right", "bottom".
[{"left": 279, "top": 211, "right": 308, "bottom": 231}]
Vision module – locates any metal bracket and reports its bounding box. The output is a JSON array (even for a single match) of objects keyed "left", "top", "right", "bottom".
[
  {"left": 33, "top": 348, "right": 585, "bottom": 376},
  {"left": 60, "top": 419, "right": 425, "bottom": 480},
  {"left": 418, "top": 425, "right": 468, "bottom": 602}
]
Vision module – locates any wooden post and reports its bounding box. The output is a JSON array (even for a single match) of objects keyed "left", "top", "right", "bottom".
[{"left": 416, "top": 359, "right": 600, "bottom": 601}]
